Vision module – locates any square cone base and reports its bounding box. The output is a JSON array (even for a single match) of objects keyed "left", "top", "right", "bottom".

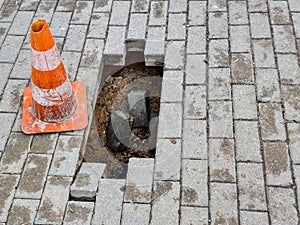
[{"left": 22, "top": 82, "right": 88, "bottom": 134}]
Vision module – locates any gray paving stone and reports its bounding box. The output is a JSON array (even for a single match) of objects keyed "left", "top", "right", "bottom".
[
  {"left": 80, "top": 39, "right": 104, "bottom": 68},
  {"left": 127, "top": 13, "right": 147, "bottom": 51},
  {"left": 187, "top": 26, "right": 206, "bottom": 54},
  {"left": 154, "top": 139, "right": 181, "bottom": 181},
  {"left": 240, "top": 211, "right": 269, "bottom": 225},
  {"left": 259, "top": 103, "right": 286, "bottom": 141},
  {"left": 182, "top": 160, "right": 208, "bottom": 206},
  {"left": 92, "top": 179, "right": 125, "bottom": 225},
  {"left": 121, "top": 203, "right": 151, "bottom": 225},
  {"left": 124, "top": 158, "right": 154, "bottom": 203},
  {"left": 267, "top": 187, "right": 298, "bottom": 225},
  {"left": 0, "top": 113, "right": 16, "bottom": 150},
  {"left": 94, "top": 0, "right": 113, "bottom": 12},
  {"left": 61, "top": 51, "right": 81, "bottom": 82},
  {"left": 208, "top": 0, "right": 227, "bottom": 12},
  {"left": 292, "top": 13, "right": 300, "bottom": 38},
  {"left": 209, "top": 101, "right": 233, "bottom": 138},
  {"left": 71, "top": 162, "right": 106, "bottom": 199},
  {"left": 273, "top": 25, "right": 297, "bottom": 53},
  {"left": 169, "top": 0, "right": 187, "bottom": 13},
  {"left": 281, "top": 85, "right": 300, "bottom": 121},
  {"left": 165, "top": 41, "right": 185, "bottom": 70},
  {"left": 232, "top": 85, "right": 257, "bottom": 119},
  {"left": 288, "top": 123, "right": 300, "bottom": 164},
  {"left": 250, "top": 13, "right": 271, "bottom": 38},
  {"left": 256, "top": 68, "right": 281, "bottom": 102},
  {"left": 210, "top": 183, "right": 238, "bottom": 225},
  {"left": 183, "top": 120, "right": 207, "bottom": 159},
  {"left": 56, "top": 0, "right": 76, "bottom": 11},
  {"left": 0, "top": 23, "right": 9, "bottom": 46},
  {"left": 35, "top": 176, "right": 72, "bottom": 224},
  {"left": 184, "top": 85, "right": 206, "bottom": 119},
  {"left": 0, "top": 174, "right": 19, "bottom": 223},
  {"left": 188, "top": 1, "right": 206, "bottom": 26},
  {"left": 180, "top": 207, "right": 208, "bottom": 225},
  {"left": 0, "top": 133, "right": 31, "bottom": 174},
  {"left": 131, "top": 0, "right": 150, "bottom": 13},
  {"left": 0, "top": 35, "right": 24, "bottom": 63},
  {"left": 209, "top": 39, "right": 229, "bottom": 67},
  {"left": 0, "top": 0, "right": 18, "bottom": 22},
  {"left": 49, "top": 135, "right": 83, "bottom": 177},
  {"left": 230, "top": 26, "right": 251, "bottom": 52},
  {"left": 64, "top": 201, "right": 94, "bottom": 225},
  {"left": 6, "top": 199, "right": 39, "bottom": 225},
  {"left": 209, "top": 139, "right": 235, "bottom": 182},
  {"left": 0, "top": 63, "right": 11, "bottom": 93},
  {"left": 34, "top": 1, "right": 56, "bottom": 23},
  {"left": 228, "top": 1, "right": 248, "bottom": 24},
  {"left": 71, "top": 1, "right": 93, "bottom": 24},
  {"left": 103, "top": 26, "right": 126, "bottom": 65},
  {"left": 235, "top": 121, "right": 262, "bottom": 162},
  {"left": 248, "top": 0, "right": 267, "bottom": 12},
  {"left": 88, "top": 13, "right": 109, "bottom": 39},
  {"left": 148, "top": 1, "right": 168, "bottom": 26},
  {"left": 144, "top": 27, "right": 165, "bottom": 66},
  {"left": 168, "top": 13, "right": 186, "bottom": 40},
  {"left": 8, "top": 11, "right": 34, "bottom": 35},
  {"left": 231, "top": 53, "right": 254, "bottom": 83},
  {"left": 252, "top": 39, "right": 276, "bottom": 68},
  {"left": 237, "top": 163, "right": 267, "bottom": 211},
  {"left": 64, "top": 24, "right": 88, "bottom": 52},
  {"left": 19, "top": 0, "right": 39, "bottom": 10},
  {"left": 9, "top": 49, "right": 31, "bottom": 79},
  {"left": 264, "top": 141, "right": 292, "bottom": 186},
  {"left": 208, "top": 68, "right": 231, "bottom": 100},
  {"left": 186, "top": 54, "right": 207, "bottom": 84},
  {"left": 16, "top": 154, "right": 51, "bottom": 199},
  {"left": 30, "top": 134, "right": 58, "bottom": 154},
  {"left": 289, "top": 0, "right": 300, "bottom": 11},
  {"left": 160, "top": 70, "right": 183, "bottom": 103},
  {"left": 277, "top": 54, "right": 300, "bottom": 84},
  {"left": 151, "top": 181, "right": 180, "bottom": 225},
  {"left": 209, "top": 12, "right": 228, "bottom": 38},
  {"left": 110, "top": 1, "right": 130, "bottom": 26},
  {"left": 50, "top": 12, "right": 72, "bottom": 37},
  {"left": 294, "top": 165, "right": 300, "bottom": 211},
  {"left": 270, "top": 1, "right": 291, "bottom": 25}
]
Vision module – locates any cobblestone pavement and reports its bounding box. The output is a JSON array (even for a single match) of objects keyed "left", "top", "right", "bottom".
[{"left": 0, "top": 0, "right": 300, "bottom": 224}]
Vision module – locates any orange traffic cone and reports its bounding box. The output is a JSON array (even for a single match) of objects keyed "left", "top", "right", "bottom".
[{"left": 22, "top": 19, "right": 88, "bottom": 134}]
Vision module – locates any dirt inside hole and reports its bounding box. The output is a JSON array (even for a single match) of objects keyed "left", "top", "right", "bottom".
[{"left": 84, "top": 62, "right": 163, "bottom": 179}]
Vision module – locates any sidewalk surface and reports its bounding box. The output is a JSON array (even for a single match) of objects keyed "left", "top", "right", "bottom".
[{"left": 0, "top": 0, "right": 300, "bottom": 224}]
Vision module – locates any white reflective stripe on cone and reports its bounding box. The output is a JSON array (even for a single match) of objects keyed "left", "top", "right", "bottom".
[
  {"left": 31, "top": 45, "right": 61, "bottom": 71},
  {"left": 32, "top": 79, "right": 73, "bottom": 106}
]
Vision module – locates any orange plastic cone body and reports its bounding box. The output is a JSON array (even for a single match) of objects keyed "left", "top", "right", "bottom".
[{"left": 22, "top": 19, "right": 88, "bottom": 134}]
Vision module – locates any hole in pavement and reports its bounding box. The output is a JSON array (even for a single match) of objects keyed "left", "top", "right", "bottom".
[{"left": 84, "top": 62, "right": 163, "bottom": 179}]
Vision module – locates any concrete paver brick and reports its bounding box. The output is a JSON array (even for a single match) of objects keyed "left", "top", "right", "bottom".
[
  {"left": 252, "top": 39, "right": 276, "bottom": 68},
  {"left": 0, "top": 23, "right": 9, "bottom": 46},
  {"left": 259, "top": 103, "right": 286, "bottom": 141},
  {"left": 0, "top": 35, "right": 24, "bottom": 63},
  {"left": 94, "top": 0, "right": 113, "bottom": 12},
  {"left": 273, "top": 25, "right": 296, "bottom": 53},
  {"left": 239, "top": 211, "right": 269, "bottom": 225},
  {"left": 88, "top": 13, "right": 109, "bottom": 39},
  {"left": 292, "top": 13, "right": 300, "bottom": 38},
  {"left": 187, "top": 26, "right": 206, "bottom": 54},
  {"left": 8, "top": 11, "right": 34, "bottom": 36},
  {"left": 56, "top": 0, "right": 76, "bottom": 12},
  {"left": 250, "top": 13, "right": 271, "bottom": 38},
  {"left": 0, "top": 133, "right": 31, "bottom": 174},
  {"left": 165, "top": 41, "right": 185, "bottom": 70},
  {"left": 267, "top": 187, "right": 298, "bottom": 225},
  {"left": 228, "top": 1, "right": 248, "bottom": 25},
  {"left": 183, "top": 120, "right": 207, "bottom": 159},
  {"left": 64, "top": 201, "right": 94, "bottom": 225},
  {"left": 15, "top": 154, "right": 51, "bottom": 199},
  {"left": 154, "top": 139, "right": 181, "bottom": 181},
  {"left": 208, "top": 68, "right": 231, "bottom": 100},
  {"left": 209, "top": 12, "right": 228, "bottom": 39},
  {"left": 232, "top": 85, "right": 257, "bottom": 119},
  {"left": 6, "top": 199, "right": 39, "bottom": 225},
  {"left": 287, "top": 123, "right": 300, "bottom": 164},
  {"left": 256, "top": 68, "right": 281, "bottom": 102},
  {"left": 208, "top": 0, "right": 227, "bottom": 12},
  {"left": 148, "top": 1, "right": 168, "bottom": 26},
  {"left": 0, "top": 0, "right": 18, "bottom": 22},
  {"left": 92, "top": 179, "right": 125, "bottom": 225},
  {"left": 0, "top": 113, "right": 16, "bottom": 150},
  {"left": 124, "top": 158, "right": 154, "bottom": 203},
  {"left": 30, "top": 134, "right": 58, "bottom": 154},
  {"left": 61, "top": 51, "right": 81, "bottom": 82},
  {"left": 160, "top": 70, "right": 183, "bottom": 103},
  {"left": 71, "top": 1, "right": 93, "bottom": 24},
  {"left": 210, "top": 183, "right": 238, "bottom": 225},
  {"left": 35, "top": 176, "right": 72, "bottom": 224},
  {"left": 235, "top": 121, "right": 262, "bottom": 162},
  {"left": 185, "top": 54, "right": 207, "bottom": 84},
  {"left": 110, "top": 1, "right": 131, "bottom": 26},
  {"left": 182, "top": 159, "right": 208, "bottom": 206},
  {"left": 180, "top": 207, "right": 208, "bottom": 225},
  {"left": 248, "top": 0, "right": 268, "bottom": 12},
  {"left": 209, "top": 101, "right": 233, "bottom": 138},
  {"left": 71, "top": 162, "right": 106, "bottom": 199},
  {"left": 64, "top": 24, "right": 88, "bottom": 52},
  {"left": 288, "top": 0, "right": 300, "bottom": 11},
  {"left": 9, "top": 49, "right": 31, "bottom": 80},
  {"left": 0, "top": 63, "right": 11, "bottom": 93},
  {"left": 167, "top": 13, "right": 186, "bottom": 40},
  {"left": 184, "top": 85, "right": 206, "bottom": 119},
  {"left": 263, "top": 141, "right": 292, "bottom": 186},
  {"left": 19, "top": 0, "right": 39, "bottom": 10},
  {"left": 237, "top": 163, "right": 267, "bottom": 211},
  {"left": 0, "top": 175, "right": 19, "bottom": 223},
  {"left": 169, "top": 0, "right": 187, "bottom": 13},
  {"left": 277, "top": 54, "right": 300, "bottom": 84},
  {"left": 80, "top": 38, "right": 104, "bottom": 68},
  {"left": 209, "top": 138, "right": 236, "bottom": 182},
  {"left": 269, "top": 1, "right": 291, "bottom": 25},
  {"left": 231, "top": 53, "right": 254, "bottom": 83},
  {"left": 127, "top": 13, "right": 147, "bottom": 51},
  {"left": 281, "top": 85, "right": 300, "bottom": 121},
  {"left": 34, "top": 1, "right": 56, "bottom": 23},
  {"left": 188, "top": 1, "right": 206, "bottom": 26},
  {"left": 209, "top": 39, "right": 229, "bottom": 67},
  {"left": 121, "top": 203, "right": 151, "bottom": 225},
  {"left": 293, "top": 165, "right": 300, "bottom": 211},
  {"left": 50, "top": 12, "right": 72, "bottom": 37},
  {"left": 131, "top": 0, "right": 150, "bottom": 13},
  {"left": 230, "top": 26, "right": 251, "bottom": 52},
  {"left": 151, "top": 181, "right": 180, "bottom": 225}
]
